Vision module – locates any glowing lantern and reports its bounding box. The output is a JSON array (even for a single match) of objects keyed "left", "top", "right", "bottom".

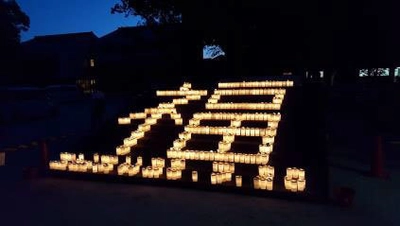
[
  {"left": 126, "top": 156, "right": 131, "bottom": 164},
  {"left": 116, "top": 145, "right": 131, "bottom": 155},
  {"left": 266, "top": 178, "right": 273, "bottom": 191},
  {"left": 137, "top": 156, "right": 143, "bottom": 166},
  {"left": 231, "top": 120, "right": 241, "bottom": 127},
  {"left": 262, "top": 136, "right": 275, "bottom": 145},
  {"left": 223, "top": 134, "right": 235, "bottom": 143},
  {"left": 299, "top": 168, "right": 305, "bottom": 180},
  {"left": 175, "top": 118, "right": 183, "bottom": 125},
  {"left": 93, "top": 153, "right": 99, "bottom": 163},
  {"left": 254, "top": 176, "right": 260, "bottom": 189},
  {"left": 192, "top": 171, "right": 198, "bottom": 182},
  {"left": 211, "top": 173, "right": 217, "bottom": 185},
  {"left": 213, "top": 162, "right": 218, "bottom": 172},
  {"left": 298, "top": 179, "right": 306, "bottom": 192},
  {"left": 291, "top": 180, "right": 298, "bottom": 192},
  {"left": 123, "top": 137, "right": 137, "bottom": 147},
  {"left": 179, "top": 132, "right": 191, "bottom": 140},
  {"left": 259, "top": 144, "right": 273, "bottom": 154},
  {"left": 260, "top": 177, "right": 267, "bottom": 190},
  {"left": 118, "top": 117, "right": 131, "bottom": 125},
  {"left": 235, "top": 175, "right": 242, "bottom": 187},
  {"left": 78, "top": 153, "right": 84, "bottom": 161}
]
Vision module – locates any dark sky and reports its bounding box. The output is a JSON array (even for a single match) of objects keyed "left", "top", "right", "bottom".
[{"left": 18, "top": 0, "right": 140, "bottom": 41}]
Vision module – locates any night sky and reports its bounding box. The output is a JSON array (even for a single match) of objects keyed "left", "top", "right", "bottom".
[{"left": 18, "top": 0, "right": 140, "bottom": 41}]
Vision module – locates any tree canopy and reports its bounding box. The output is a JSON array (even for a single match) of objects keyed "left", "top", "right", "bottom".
[
  {"left": 0, "top": 0, "right": 29, "bottom": 52},
  {"left": 111, "top": 0, "right": 182, "bottom": 25}
]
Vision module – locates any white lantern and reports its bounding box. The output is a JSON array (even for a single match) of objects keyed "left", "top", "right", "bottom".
[
  {"left": 284, "top": 176, "right": 291, "bottom": 190},
  {"left": 137, "top": 156, "right": 143, "bottom": 166},
  {"left": 298, "top": 179, "right": 306, "bottom": 192},
  {"left": 118, "top": 117, "right": 131, "bottom": 125},
  {"left": 211, "top": 173, "right": 217, "bottom": 185},
  {"left": 213, "top": 162, "right": 218, "bottom": 172},
  {"left": 93, "top": 153, "right": 99, "bottom": 163},
  {"left": 78, "top": 153, "right": 84, "bottom": 161},
  {"left": 299, "top": 168, "right": 305, "bottom": 180},
  {"left": 266, "top": 178, "right": 273, "bottom": 191},
  {"left": 291, "top": 180, "right": 298, "bottom": 192},
  {"left": 126, "top": 156, "right": 131, "bottom": 164},
  {"left": 260, "top": 177, "right": 267, "bottom": 190},
  {"left": 253, "top": 176, "right": 260, "bottom": 189},
  {"left": 235, "top": 175, "right": 242, "bottom": 187},
  {"left": 192, "top": 171, "right": 198, "bottom": 182}
]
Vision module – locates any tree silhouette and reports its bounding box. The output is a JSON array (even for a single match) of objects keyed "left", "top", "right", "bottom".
[
  {"left": 0, "top": 0, "right": 30, "bottom": 83},
  {"left": 0, "top": 0, "right": 30, "bottom": 51},
  {"left": 111, "top": 0, "right": 182, "bottom": 25}
]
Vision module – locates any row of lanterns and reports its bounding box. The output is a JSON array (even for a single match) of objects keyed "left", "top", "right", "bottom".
[
  {"left": 206, "top": 103, "right": 281, "bottom": 110},
  {"left": 166, "top": 149, "right": 269, "bottom": 165},
  {"left": 213, "top": 162, "right": 235, "bottom": 173},
  {"left": 184, "top": 125, "right": 277, "bottom": 137},
  {"left": 211, "top": 172, "right": 233, "bottom": 184},
  {"left": 218, "top": 80, "right": 294, "bottom": 88},
  {"left": 156, "top": 90, "right": 208, "bottom": 96},
  {"left": 192, "top": 112, "right": 281, "bottom": 122},
  {"left": 166, "top": 168, "right": 183, "bottom": 180},
  {"left": 213, "top": 89, "right": 286, "bottom": 96}
]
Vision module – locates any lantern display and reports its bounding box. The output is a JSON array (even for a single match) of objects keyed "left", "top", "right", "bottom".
[
  {"left": 116, "top": 145, "right": 131, "bottom": 155},
  {"left": 259, "top": 144, "right": 273, "bottom": 154},
  {"left": 262, "top": 136, "right": 275, "bottom": 145},
  {"left": 123, "top": 137, "right": 137, "bottom": 147},
  {"left": 284, "top": 167, "right": 306, "bottom": 192},
  {"left": 118, "top": 117, "right": 131, "bottom": 125},
  {"left": 179, "top": 132, "right": 191, "bottom": 140},
  {"left": 60, "top": 152, "right": 76, "bottom": 162},
  {"left": 129, "top": 112, "right": 146, "bottom": 119},
  {"left": 218, "top": 141, "right": 231, "bottom": 152}
]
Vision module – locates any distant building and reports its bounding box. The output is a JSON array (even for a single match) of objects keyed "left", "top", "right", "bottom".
[
  {"left": 21, "top": 32, "right": 98, "bottom": 89},
  {"left": 95, "top": 25, "right": 184, "bottom": 92}
]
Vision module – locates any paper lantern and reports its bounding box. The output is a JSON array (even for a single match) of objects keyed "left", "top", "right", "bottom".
[
  {"left": 231, "top": 120, "right": 241, "bottom": 127},
  {"left": 126, "top": 156, "right": 131, "bottom": 164},
  {"left": 93, "top": 153, "right": 99, "bottom": 163},
  {"left": 248, "top": 155, "right": 255, "bottom": 164},
  {"left": 213, "top": 162, "right": 218, "bottom": 172},
  {"left": 260, "top": 177, "right": 267, "bottom": 190},
  {"left": 259, "top": 144, "right": 273, "bottom": 154},
  {"left": 262, "top": 136, "right": 275, "bottom": 145},
  {"left": 192, "top": 171, "right": 198, "bottom": 182},
  {"left": 225, "top": 173, "right": 232, "bottom": 182},
  {"left": 261, "top": 154, "right": 269, "bottom": 165},
  {"left": 253, "top": 176, "right": 260, "bottom": 189},
  {"left": 235, "top": 175, "right": 242, "bottom": 187},
  {"left": 166, "top": 168, "right": 172, "bottom": 180},
  {"left": 298, "top": 179, "right": 306, "bottom": 192},
  {"left": 299, "top": 168, "right": 305, "bottom": 180},
  {"left": 145, "top": 117, "right": 158, "bottom": 125},
  {"left": 244, "top": 154, "right": 250, "bottom": 164},
  {"left": 292, "top": 167, "right": 299, "bottom": 179},
  {"left": 291, "top": 180, "right": 298, "bottom": 192},
  {"left": 123, "top": 137, "right": 138, "bottom": 147},
  {"left": 266, "top": 178, "right": 273, "bottom": 191},
  {"left": 286, "top": 167, "right": 293, "bottom": 180},
  {"left": 138, "top": 124, "right": 151, "bottom": 132},
  {"left": 137, "top": 156, "right": 143, "bottom": 166},
  {"left": 78, "top": 153, "right": 84, "bottom": 161},
  {"left": 131, "top": 130, "right": 145, "bottom": 139},
  {"left": 284, "top": 176, "right": 291, "bottom": 190},
  {"left": 211, "top": 173, "right": 217, "bottom": 185},
  {"left": 118, "top": 117, "right": 131, "bottom": 125},
  {"left": 179, "top": 132, "right": 191, "bottom": 140},
  {"left": 116, "top": 145, "right": 131, "bottom": 155},
  {"left": 129, "top": 112, "right": 146, "bottom": 119},
  {"left": 92, "top": 164, "right": 98, "bottom": 173},
  {"left": 216, "top": 173, "right": 223, "bottom": 184},
  {"left": 223, "top": 134, "right": 235, "bottom": 143}
]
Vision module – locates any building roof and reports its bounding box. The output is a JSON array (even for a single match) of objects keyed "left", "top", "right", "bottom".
[{"left": 23, "top": 32, "right": 98, "bottom": 45}]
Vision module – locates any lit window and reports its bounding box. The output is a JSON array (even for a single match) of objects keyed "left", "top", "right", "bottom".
[
  {"left": 90, "top": 59, "right": 95, "bottom": 67},
  {"left": 395, "top": 67, "right": 400, "bottom": 77},
  {"left": 319, "top": 71, "right": 324, "bottom": 78}
]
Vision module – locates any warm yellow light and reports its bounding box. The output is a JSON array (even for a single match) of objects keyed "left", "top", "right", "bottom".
[
  {"left": 235, "top": 175, "right": 242, "bottom": 187},
  {"left": 192, "top": 171, "right": 198, "bottom": 182},
  {"left": 118, "top": 117, "right": 131, "bottom": 125}
]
